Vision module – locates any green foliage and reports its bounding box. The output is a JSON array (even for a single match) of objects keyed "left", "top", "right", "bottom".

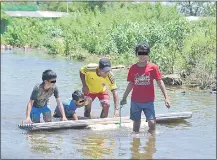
[
  {"left": 2, "top": 18, "right": 60, "bottom": 48},
  {"left": 180, "top": 18, "right": 216, "bottom": 74},
  {"left": 177, "top": 2, "right": 216, "bottom": 16},
  {"left": 1, "top": 34, "right": 6, "bottom": 45},
  {"left": 47, "top": 38, "right": 65, "bottom": 55},
  {"left": 184, "top": 53, "right": 216, "bottom": 89},
  {"left": 2, "top": 2, "right": 216, "bottom": 89}
]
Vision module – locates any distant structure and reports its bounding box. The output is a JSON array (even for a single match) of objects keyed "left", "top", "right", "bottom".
[
  {"left": 185, "top": 16, "right": 214, "bottom": 21},
  {"left": 4, "top": 11, "right": 69, "bottom": 18},
  {"left": 1, "top": 11, "right": 68, "bottom": 34}
]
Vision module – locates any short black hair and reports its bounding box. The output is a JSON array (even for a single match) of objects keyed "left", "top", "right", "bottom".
[
  {"left": 135, "top": 44, "right": 150, "bottom": 55},
  {"left": 72, "top": 90, "right": 84, "bottom": 101},
  {"left": 42, "top": 70, "right": 57, "bottom": 81}
]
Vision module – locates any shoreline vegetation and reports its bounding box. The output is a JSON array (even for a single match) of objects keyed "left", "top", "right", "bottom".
[
  {"left": 2, "top": 46, "right": 215, "bottom": 93},
  {"left": 1, "top": 2, "right": 216, "bottom": 91}
]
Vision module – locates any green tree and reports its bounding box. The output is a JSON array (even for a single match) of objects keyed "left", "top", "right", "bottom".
[{"left": 176, "top": 1, "right": 216, "bottom": 16}]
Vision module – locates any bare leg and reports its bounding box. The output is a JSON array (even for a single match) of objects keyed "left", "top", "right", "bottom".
[
  {"left": 133, "top": 120, "right": 141, "bottom": 133},
  {"left": 100, "top": 101, "right": 110, "bottom": 118},
  {"left": 43, "top": 112, "right": 52, "bottom": 122},
  {"left": 148, "top": 120, "right": 156, "bottom": 135},
  {"left": 73, "top": 113, "right": 78, "bottom": 120},
  {"left": 84, "top": 98, "right": 92, "bottom": 118}
]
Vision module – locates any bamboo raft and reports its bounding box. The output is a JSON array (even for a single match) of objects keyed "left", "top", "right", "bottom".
[{"left": 18, "top": 112, "right": 192, "bottom": 131}]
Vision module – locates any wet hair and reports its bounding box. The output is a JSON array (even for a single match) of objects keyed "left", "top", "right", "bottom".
[
  {"left": 135, "top": 44, "right": 150, "bottom": 55},
  {"left": 42, "top": 69, "right": 57, "bottom": 81},
  {"left": 72, "top": 90, "right": 84, "bottom": 101}
]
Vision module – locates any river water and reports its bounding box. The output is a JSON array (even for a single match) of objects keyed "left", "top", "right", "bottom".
[{"left": 1, "top": 50, "right": 216, "bottom": 159}]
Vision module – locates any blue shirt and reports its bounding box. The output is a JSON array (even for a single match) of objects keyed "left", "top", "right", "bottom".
[{"left": 55, "top": 99, "right": 77, "bottom": 117}]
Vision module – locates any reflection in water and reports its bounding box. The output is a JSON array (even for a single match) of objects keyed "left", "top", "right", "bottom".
[
  {"left": 1, "top": 52, "right": 216, "bottom": 159},
  {"left": 158, "top": 120, "right": 192, "bottom": 129},
  {"left": 26, "top": 133, "right": 62, "bottom": 154},
  {"left": 130, "top": 135, "right": 156, "bottom": 159},
  {"left": 78, "top": 136, "right": 115, "bottom": 159}
]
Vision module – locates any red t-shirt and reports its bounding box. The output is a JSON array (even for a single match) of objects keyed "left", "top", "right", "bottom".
[{"left": 127, "top": 63, "right": 162, "bottom": 103}]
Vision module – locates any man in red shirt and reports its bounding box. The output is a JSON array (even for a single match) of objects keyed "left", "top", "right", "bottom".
[{"left": 120, "top": 44, "right": 171, "bottom": 134}]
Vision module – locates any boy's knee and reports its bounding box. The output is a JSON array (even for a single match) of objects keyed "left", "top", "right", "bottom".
[
  {"left": 148, "top": 120, "right": 156, "bottom": 129},
  {"left": 84, "top": 107, "right": 91, "bottom": 117},
  {"left": 43, "top": 112, "right": 52, "bottom": 122},
  {"left": 85, "top": 105, "right": 91, "bottom": 111},
  {"left": 101, "top": 101, "right": 110, "bottom": 109},
  {"left": 87, "top": 97, "right": 93, "bottom": 103}
]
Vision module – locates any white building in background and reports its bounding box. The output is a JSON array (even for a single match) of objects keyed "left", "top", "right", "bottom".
[{"left": 4, "top": 11, "right": 69, "bottom": 18}]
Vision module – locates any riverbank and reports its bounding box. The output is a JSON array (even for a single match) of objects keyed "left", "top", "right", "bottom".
[
  {"left": 1, "top": 2, "right": 215, "bottom": 91},
  {"left": 1, "top": 44, "right": 46, "bottom": 52},
  {"left": 1, "top": 47, "right": 216, "bottom": 92}
]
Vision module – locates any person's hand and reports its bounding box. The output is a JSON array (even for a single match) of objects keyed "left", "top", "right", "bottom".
[
  {"left": 120, "top": 98, "right": 127, "bottom": 105},
  {"left": 22, "top": 117, "right": 32, "bottom": 124},
  {"left": 114, "top": 109, "right": 119, "bottom": 117},
  {"left": 73, "top": 114, "right": 78, "bottom": 120},
  {"left": 82, "top": 85, "right": 89, "bottom": 95},
  {"left": 62, "top": 116, "right": 68, "bottom": 121},
  {"left": 165, "top": 98, "right": 171, "bottom": 109}
]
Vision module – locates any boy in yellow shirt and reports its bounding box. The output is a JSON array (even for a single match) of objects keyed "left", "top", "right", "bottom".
[{"left": 79, "top": 58, "right": 119, "bottom": 118}]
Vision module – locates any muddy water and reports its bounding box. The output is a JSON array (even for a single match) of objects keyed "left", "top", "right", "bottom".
[{"left": 1, "top": 51, "right": 216, "bottom": 159}]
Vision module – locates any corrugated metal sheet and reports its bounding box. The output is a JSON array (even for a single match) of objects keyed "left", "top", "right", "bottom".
[
  {"left": 185, "top": 16, "right": 215, "bottom": 21},
  {"left": 4, "top": 11, "right": 69, "bottom": 18}
]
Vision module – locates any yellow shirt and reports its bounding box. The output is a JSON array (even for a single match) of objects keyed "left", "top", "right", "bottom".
[{"left": 80, "top": 63, "right": 118, "bottom": 94}]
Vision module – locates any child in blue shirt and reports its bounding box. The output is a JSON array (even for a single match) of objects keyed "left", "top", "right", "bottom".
[{"left": 53, "top": 90, "right": 91, "bottom": 120}]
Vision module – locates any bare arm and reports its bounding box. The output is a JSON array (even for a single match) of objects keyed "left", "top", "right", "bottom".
[
  {"left": 56, "top": 98, "right": 68, "bottom": 120},
  {"left": 80, "top": 71, "right": 89, "bottom": 94},
  {"left": 26, "top": 100, "right": 34, "bottom": 119},
  {"left": 24, "top": 85, "right": 38, "bottom": 123},
  {"left": 80, "top": 71, "right": 87, "bottom": 87},
  {"left": 156, "top": 79, "right": 171, "bottom": 108},
  {"left": 156, "top": 79, "right": 168, "bottom": 99},
  {"left": 73, "top": 113, "right": 78, "bottom": 120},
  {"left": 111, "top": 89, "right": 119, "bottom": 110},
  {"left": 122, "top": 82, "right": 134, "bottom": 100},
  {"left": 22, "top": 100, "right": 34, "bottom": 124}
]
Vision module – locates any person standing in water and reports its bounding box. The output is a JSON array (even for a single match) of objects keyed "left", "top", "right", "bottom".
[
  {"left": 80, "top": 58, "right": 119, "bottom": 118},
  {"left": 120, "top": 44, "right": 171, "bottom": 134}
]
